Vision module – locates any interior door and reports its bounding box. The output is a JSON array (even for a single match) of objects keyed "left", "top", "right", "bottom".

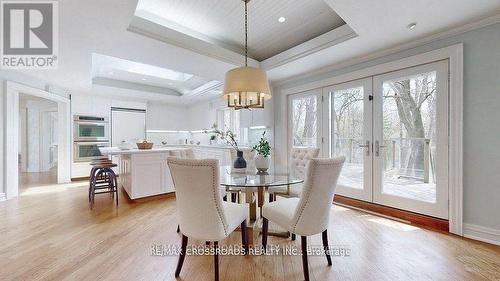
[
  {"left": 372, "top": 60, "right": 449, "bottom": 219},
  {"left": 325, "top": 78, "right": 372, "bottom": 201},
  {"left": 288, "top": 89, "right": 324, "bottom": 154}
]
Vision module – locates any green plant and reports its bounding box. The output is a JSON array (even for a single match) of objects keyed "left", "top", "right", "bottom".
[
  {"left": 204, "top": 124, "right": 239, "bottom": 150},
  {"left": 209, "top": 135, "right": 217, "bottom": 141},
  {"left": 252, "top": 132, "right": 270, "bottom": 158}
]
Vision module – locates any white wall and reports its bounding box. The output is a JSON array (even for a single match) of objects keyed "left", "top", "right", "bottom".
[
  {"left": 146, "top": 102, "right": 188, "bottom": 130},
  {"left": 274, "top": 23, "right": 500, "bottom": 232}
]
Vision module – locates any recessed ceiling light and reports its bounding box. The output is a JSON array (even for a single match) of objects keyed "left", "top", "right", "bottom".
[
  {"left": 141, "top": 78, "right": 147, "bottom": 81},
  {"left": 407, "top": 22, "right": 417, "bottom": 30},
  {"left": 278, "top": 17, "right": 286, "bottom": 23}
]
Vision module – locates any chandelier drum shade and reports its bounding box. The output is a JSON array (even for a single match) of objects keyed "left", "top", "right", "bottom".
[
  {"left": 224, "top": 66, "right": 271, "bottom": 109},
  {"left": 223, "top": 0, "right": 271, "bottom": 109}
]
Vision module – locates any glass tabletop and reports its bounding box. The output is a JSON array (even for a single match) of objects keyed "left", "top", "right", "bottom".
[{"left": 219, "top": 166, "right": 303, "bottom": 188}]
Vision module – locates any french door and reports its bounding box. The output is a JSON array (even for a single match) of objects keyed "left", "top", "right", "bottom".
[
  {"left": 289, "top": 60, "right": 449, "bottom": 219},
  {"left": 325, "top": 78, "right": 372, "bottom": 201},
  {"left": 372, "top": 61, "right": 449, "bottom": 218}
]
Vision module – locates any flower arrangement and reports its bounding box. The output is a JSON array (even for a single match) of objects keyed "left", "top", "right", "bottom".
[
  {"left": 252, "top": 132, "right": 270, "bottom": 158},
  {"left": 204, "top": 124, "right": 239, "bottom": 150}
]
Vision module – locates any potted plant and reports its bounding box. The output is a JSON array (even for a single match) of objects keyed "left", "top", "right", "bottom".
[
  {"left": 252, "top": 132, "right": 271, "bottom": 172},
  {"left": 205, "top": 124, "right": 246, "bottom": 168},
  {"left": 209, "top": 134, "right": 216, "bottom": 145}
]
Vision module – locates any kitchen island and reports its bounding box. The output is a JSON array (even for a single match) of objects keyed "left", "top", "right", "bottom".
[
  {"left": 99, "top": 147, "right": 191, "bottom": 199},
  {"left": 99, "top": 146, "right": 234, "bottom": 199}
]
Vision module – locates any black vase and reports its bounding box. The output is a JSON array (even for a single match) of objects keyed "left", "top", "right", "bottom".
[{"left": 233, "top": 150, "right": 247, "bottom": 169}]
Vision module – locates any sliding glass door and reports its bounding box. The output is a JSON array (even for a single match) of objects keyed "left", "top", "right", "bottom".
[{"left": 287, "top": 61, "right": 450, "bottom": 219}]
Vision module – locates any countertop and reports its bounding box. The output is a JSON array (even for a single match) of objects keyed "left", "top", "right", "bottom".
[{"left": 99, "top": 147, "right": 191, "bottom": 155}]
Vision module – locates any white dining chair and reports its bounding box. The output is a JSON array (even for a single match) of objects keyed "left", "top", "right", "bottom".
[
  {"left": 168, "top": 148, "right": 195, "bottom": 159},
  {"left": 268, "top": 147, "right": 320, "bottom": 202},
  {"left": 168, "top": 149, "right": 228, "bottom": 233},
  {"left": 262, "top": 157, "right": 345, "bottom": 281},
  {"left": 167, "top": 157, "right": 248, "bottom": 281}
]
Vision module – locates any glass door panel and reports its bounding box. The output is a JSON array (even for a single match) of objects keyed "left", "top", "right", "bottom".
[
  {"left": 288, "top": 89, "right": 323, "bottom": 152},
  {"left": 373, "top": 60, "right": 449, "bottom": 219},
  {"left": 326, "top": 78, "right": 372, "bottom": 201}
]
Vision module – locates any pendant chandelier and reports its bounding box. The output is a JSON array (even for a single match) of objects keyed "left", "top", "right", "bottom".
[{"left": 223, "top": 0, "right": 271, "bottom": 110}]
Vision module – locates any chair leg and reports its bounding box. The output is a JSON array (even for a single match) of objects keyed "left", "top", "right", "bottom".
[
  {"left": 176, "top": 224, "right": 180, "bottom": 233},
  {"left": 301, "top": 236, "right": 310, "bottom": 281},
  {"left": 291, "top": 233, "right": 296, "bottom": 241},
  {"left": 322, "top": 229, "right": 332, "bottom": 266},
  {"left": 175, "top": 234, "right": 188, "bottom": 277},
  {"left": 262, "top": 218, "right": 269, "bottom": 251},
  {"left": 241, "top": 220, "right": 248, "bottom": 255},
  {"left": 214, "top": 241, "right": 219, "bottom": 281}
]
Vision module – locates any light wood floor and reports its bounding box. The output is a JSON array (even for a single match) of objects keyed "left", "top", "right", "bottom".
[{"left": 0, "top": 181, "right": 499, "bottom": 281}]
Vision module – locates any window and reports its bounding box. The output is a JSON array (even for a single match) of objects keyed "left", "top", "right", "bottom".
[{"left": 216, "top": 108, "right": 240, "bottom": 141}]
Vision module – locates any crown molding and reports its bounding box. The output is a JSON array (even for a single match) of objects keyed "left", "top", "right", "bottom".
[
  {"left": 261, "top": 24, "right": 357, "bottom": 70},
  {"left": 272, "top": 13, "right": 500, "bottom": 87}
]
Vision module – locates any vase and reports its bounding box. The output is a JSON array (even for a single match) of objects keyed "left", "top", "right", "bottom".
[
  {"left": 255, "top": 154, "right": 270, "bottom": 172},
  {"left": 233, "top": 150, "right": 247, "bottom": 169}
]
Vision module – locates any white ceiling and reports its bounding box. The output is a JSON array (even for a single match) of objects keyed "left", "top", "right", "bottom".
[
  {"left": 267, "top": 0, "right": 500, "bottom": 81},
  {"left": 7, "top": 0, "right": 500, "bottom": 105},
  {"left": 135, "top": 0, "right": 346, "bottom": 61},
  {"left": 92, "top": 54, "right": 216, "bottom": 96}
]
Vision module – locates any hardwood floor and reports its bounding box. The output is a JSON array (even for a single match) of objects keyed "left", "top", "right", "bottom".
[{"left": 1, "top": 182, "right": 499, "bottom": 281}]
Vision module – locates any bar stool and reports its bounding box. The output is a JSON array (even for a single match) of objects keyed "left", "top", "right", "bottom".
[{"left": 89, "top": 159, "right": 118, "bottom": 209}]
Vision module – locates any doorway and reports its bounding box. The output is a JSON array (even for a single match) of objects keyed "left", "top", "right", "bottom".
[
  {"left": 4, "top": 81, "right": 71, "bottom": 200},
  {"left": 288, "top": 60, "right": 450, "bottom": 219},
  {"left": 18, "top": 94, "right": 59, "bottom": 193}
]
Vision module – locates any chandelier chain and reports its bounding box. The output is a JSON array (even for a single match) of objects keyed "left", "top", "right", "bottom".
[{"left": 244, "top": 0, "right": 248, "bottom": 67}]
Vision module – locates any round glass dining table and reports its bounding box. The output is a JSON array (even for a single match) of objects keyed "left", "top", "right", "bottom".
[{"left": 219, "top": 166, "right": 303, "bottom": 243}]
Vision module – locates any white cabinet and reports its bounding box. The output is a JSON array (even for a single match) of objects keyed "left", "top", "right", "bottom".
[
  {"left": 120, "top": 151, "right": 174, "bottom": 199},
  {"left": 192, "top": 147, "right": 231, "bottom": 166}
]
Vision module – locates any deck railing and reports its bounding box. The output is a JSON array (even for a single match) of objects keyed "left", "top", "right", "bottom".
[{"left": 333, "top": 137, "right": 434, "bottom": 183}]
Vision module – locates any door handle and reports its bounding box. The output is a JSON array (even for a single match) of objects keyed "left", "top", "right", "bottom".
[
  {"left": 375, "top": 140, "right": 387, "bottom": 157},
  {"left": 359, "top": 140, "right": 370, "bottom": 156}
]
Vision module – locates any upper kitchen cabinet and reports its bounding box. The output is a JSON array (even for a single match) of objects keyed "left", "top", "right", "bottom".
[
  {"left": 71, "top": 95, "right": 147, "bottom": 118},
  {"left": 71, "top": 95, "right": 112, "bottom": 118}
]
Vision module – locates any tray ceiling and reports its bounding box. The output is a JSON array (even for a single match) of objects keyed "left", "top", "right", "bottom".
[{"left": 135, "top": 0, "right": 346, "bottom": 61}]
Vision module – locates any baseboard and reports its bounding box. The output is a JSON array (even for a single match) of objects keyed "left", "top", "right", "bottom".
[
  {"left": 333, "top": 195, "right": 449, "bottom": 232},
  {"left": 0, "top": 192, "right": 6, "bottom": 202},
  {"left": 463, "top": 223, "right": 500, "bottom": 246}
]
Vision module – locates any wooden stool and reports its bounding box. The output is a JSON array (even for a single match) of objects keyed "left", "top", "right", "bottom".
[{"left": 89, "top": 161, "right": 118, "bottom": 209}]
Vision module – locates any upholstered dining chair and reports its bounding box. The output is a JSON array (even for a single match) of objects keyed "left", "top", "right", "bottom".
[
  {"left": 168, "top": 148, "right": 228, "bottom": 233},
  {"left": 228, "top": 148, "right": 257, "bottom": 202},
  {"left": 168, "top": 148, "right": 195, "bottom": 159},
  {"left": 262, "top": 157, "right": 345, "bottom": 281},
  {"left": 167, "top": 157, "right": 248, "bottom": 281},
  {"left": 268, "top": 147, "right": 320, "bottom": 202}
]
